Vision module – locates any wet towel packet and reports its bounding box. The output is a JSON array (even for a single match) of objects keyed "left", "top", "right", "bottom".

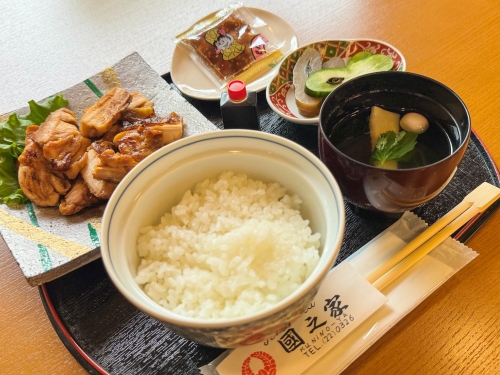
[
  {"left": 200, "top": 212, "right": 478, "bottom": 375},
  {"left": 175, "top": 3, "right": 285, "bottom": 89}
]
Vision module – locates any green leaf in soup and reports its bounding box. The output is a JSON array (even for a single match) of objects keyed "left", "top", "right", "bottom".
[
  {"left": 370, "top": 131, "right": 418, "bottom": 167},
  {"left": 346, "top": 51, "right": 374, "bottom": 67}
]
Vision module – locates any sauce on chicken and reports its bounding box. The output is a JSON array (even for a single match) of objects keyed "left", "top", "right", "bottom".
[{"left": 17, "top": 89, "right": 183, "bottom": 215}]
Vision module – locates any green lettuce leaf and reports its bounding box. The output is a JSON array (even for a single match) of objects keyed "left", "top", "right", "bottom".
[
  {"left": 0, "top": 154, "right": 27, "bottom": 204},
  {"left": 23, "top": 96, "right": 69, "bottom": 125},
  {"left": 370, "top": 131, "right": 418, "bottom": 167},
  {"left": 0, "top": 95, "right": 68, "bottom": 204}
]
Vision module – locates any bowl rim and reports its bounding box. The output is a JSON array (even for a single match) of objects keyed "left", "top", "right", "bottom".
[
  {"left": 318, "top": 70, "right": 472, "bottom": 172},
  {"left": 265, "top": 38, "right": 407, "bottom": 125},
  {"left": 101, "top": 129, "right": 346, "bottom": 329}
]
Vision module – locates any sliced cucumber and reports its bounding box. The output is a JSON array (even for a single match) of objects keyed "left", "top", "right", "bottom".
[
  {"left": 305, "top": 54, "right": 394, "bottom": 98},
  {"left": 304, "top": 68, "right": 352, "bottom": 97},
  {"left": 347, "top": 51, "right": 374, "bottom": 67}
]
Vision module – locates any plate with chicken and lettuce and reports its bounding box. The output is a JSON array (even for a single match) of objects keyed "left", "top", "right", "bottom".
[{"left": 0, "top": 52, "right": 218, "bottom": 286}]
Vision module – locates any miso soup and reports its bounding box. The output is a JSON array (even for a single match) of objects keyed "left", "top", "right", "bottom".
[{"left": 329, "top": 106, "right": 453, "bottom": 169}]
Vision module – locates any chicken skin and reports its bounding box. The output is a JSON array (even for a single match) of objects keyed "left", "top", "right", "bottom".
[
  {"left": 17, "top": 89, "right": 183, "bottom": 215},
  {"left": 121, "top": 91, "right": 155, "bottom": 119},
  {"left": 81, "top": 149, "right": 118, "bottom": 199},
  {"left": 80, "top": 87, "right": 130, "bottom": 138},
  {"left": 89, "top": 140, "right": 137, "bottom": 183},
  {"left": 93, "top": 149, "right": 138, "bottom": 183},
  {"left": 59, "top": 176, "right": 102, "bottom": 216},
  {"left": 121, "top": 113, "right": 183, "bottom": 145},
  {"left": 113, "top": 126, "right": 164, "bottom": 162},
  {"left": 31, "top": 108, "right": 91, "bottom": 179},
  {"left": 18, "top": 125, "right": 71, "bottom": 206}
]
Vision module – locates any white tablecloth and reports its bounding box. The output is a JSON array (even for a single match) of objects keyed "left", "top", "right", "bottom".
[{"left": 0, "top": 0, "right": 371, "bottom": 115}]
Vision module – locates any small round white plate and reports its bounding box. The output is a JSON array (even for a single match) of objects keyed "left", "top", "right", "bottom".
[
  {"left": 171, "top": 8, "right": 298, "bottom": 101},
  {"left": 266, "top": 39, "right": 406, "bottom": 125}
]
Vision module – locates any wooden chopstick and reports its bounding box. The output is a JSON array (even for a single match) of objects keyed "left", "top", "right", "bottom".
[
  {"left": 372, "top": 205, "right": 477, "bottom": 290},
  {"left": 367, "top": 182, "right": 500, "bottom": 291},
  {"left": 365, "top": 200, "right": 472, "bottom": 284}
]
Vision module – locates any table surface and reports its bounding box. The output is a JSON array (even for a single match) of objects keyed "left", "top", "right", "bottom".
[{"left": 1, "top": 0, "right": 500, "bottom": 374}]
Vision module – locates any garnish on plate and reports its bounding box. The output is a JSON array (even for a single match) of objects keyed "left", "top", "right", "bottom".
[
  {"left": 6, "top": 88, "right": 184, "bottom": 215},
  {"left": 304, "top": 53, "right": 394, "bottom": 98},
  {"left": 0, "top": 95, "right": 68, "bottom": 204}
]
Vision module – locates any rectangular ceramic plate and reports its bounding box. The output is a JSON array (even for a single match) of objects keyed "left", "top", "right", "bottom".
[{"left": 0, "top": 52, "right": 218, "bottom": 286}]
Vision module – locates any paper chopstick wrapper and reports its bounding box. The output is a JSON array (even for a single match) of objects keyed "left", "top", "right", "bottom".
[
  {"left": 216, "top": 262, "right": 387, "bottom": 374},
  {"left": 200, "top": 211, "right": 478, "bottom": 375}
]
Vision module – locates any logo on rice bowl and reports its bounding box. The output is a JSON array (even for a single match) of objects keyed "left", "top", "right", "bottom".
[
  {"left": 241, "top": 351, "right": 277, "bottom": 375},
  {"left": 237, "top": 322, "right": 290, "bottom": 346}
]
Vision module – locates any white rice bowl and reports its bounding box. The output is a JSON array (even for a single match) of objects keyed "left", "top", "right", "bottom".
[{"left": 135, "top": 171, "right": 321, "bottom": 320}]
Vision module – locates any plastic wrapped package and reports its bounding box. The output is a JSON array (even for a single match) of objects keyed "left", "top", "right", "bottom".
[{"left": 175, "top": 3, "right": 285, "bottom": 88}]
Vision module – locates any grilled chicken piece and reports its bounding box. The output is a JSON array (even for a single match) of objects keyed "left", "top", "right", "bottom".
[
  {"left": 18, "top": 125, "right": 52, "bottom": 168},
  {"left": 17, "top": 92, "right": 183, "bottom": 214},
  {"left": 18, "top": 166, "right": 71, "bottom": 207},
  {"left": 59, "top": 176, "right": 102, "bottom": 215},
  {"left": 90, "top": 140, "right": 116, "bottom": 155},
  {"left": 113, "top": 126, "right": 164, "bottom": 162},
  {"left": 81, "top": 149, "right": 118, "bottom": 199},
  {"left": 18, "top": 126, "right": 71, "bottom": 206},
  {"left": 100, "top": 123, "right": 123, "bottom": 143},
  {"left": 121, "top": 92, "right": 154, "bottom": 119},
  {"left": 89, "top": 140, "right": 137, "bottom": 182},
  {"left": 80, "top": 87, "right": 130, "bottom": 138},
  {"left": 30, "top": 108, "right": 91, "bottom": 179},
  {"left": 122, "top": 112, "right": 183, "bottom": 145},
  {"left": 94, "top": 149, "right": 138, "bottom": 183}
]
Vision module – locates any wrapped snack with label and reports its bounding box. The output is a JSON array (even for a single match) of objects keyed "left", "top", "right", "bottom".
[{"left": 175, "top": 3, "right": 285, "bottom": 88}]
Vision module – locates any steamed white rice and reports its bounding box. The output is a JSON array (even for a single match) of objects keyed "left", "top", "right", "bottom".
[{"left": 135, "top": 171, "right": 321, "bottom": 319}]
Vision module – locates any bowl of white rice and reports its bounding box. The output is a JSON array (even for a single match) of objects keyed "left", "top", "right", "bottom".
[{"left": 101, "top": 129, "right": 345, "bottom": 348}]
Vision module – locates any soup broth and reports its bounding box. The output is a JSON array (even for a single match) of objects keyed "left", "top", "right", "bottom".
[{"left": 329, "top": 107, "right": 453, "bottom": 169}]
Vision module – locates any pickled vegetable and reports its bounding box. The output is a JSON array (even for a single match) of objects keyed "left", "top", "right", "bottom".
[{"left": 304, "top": 54, "right": 394, "bottom": 97}]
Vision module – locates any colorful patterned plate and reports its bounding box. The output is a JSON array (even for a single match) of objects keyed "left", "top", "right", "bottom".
[{"left": 265, "top": 39, "right": 406, "bottom": 125}]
